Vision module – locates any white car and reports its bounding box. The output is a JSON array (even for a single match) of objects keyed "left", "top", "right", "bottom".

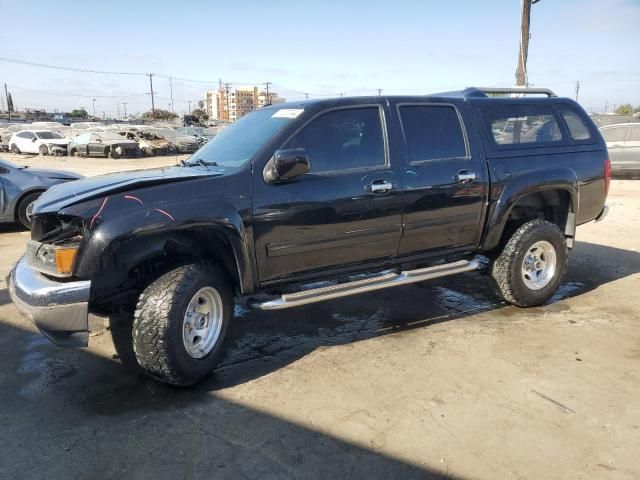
[{"left": 9, "top": 130, "right": 71, "bottom": 156}]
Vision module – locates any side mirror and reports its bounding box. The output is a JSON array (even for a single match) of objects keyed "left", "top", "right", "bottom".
[
  {"left": 95, "top": 138, "right": 102, "bottom": 143},
  {"left": 264, "top": 148, "right": 310, "bottom": 183},
  {"left": 32, "top": 137, "right": 37, "bottom": 142}
]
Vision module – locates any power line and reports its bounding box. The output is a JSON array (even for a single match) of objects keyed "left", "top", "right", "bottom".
[
  {"left": 6, "top": 85, "right": 149, "bottom": 98},
  {"left": 0, "top": 56, "right": 144, "bottom": 75}
]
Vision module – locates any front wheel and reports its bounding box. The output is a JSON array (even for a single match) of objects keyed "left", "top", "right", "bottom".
[
  {"left": 132, "top": 263, "right": 233, "bottom": 386},
  {"left": 39, "top": 145, "right": 49, "bottom": 156},
  {"left": 17, "top": 191, "right": 42, "bottom": 229},
  {"left": 10, "top": 144, "right": 20, "bottom": 154},
  {"left": 491, "top": 219, "right": 568, "bottom": 307}
]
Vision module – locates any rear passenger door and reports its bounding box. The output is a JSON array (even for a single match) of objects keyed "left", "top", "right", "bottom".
[{"left": 393, "top": 101, "right": 488, "bottom": 255}]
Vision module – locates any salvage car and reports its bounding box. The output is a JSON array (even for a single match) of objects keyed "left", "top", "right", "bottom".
[
  {"left": 0, "top": 159, "right": 81, "bottom": 228},
  {"left": 600, "top": 123, "right": 640, "bottom": 177},
  {"left": 9, "top": 88, "right": 610, "bottom": 386},
  {"left": 119, "top": 129, "right": 170, "bottom": 156},
  {"left": 9, "top": 130, "right": 71, "bottom": 156},
  {"left": 176, "top": 126, "right": 216, "bottom": 144},
  {"left": 69, "top": 131, "right": 140, "bottom": 159},
  {"left": 153, "top": 128, "right": 200, "bottom": 153}
]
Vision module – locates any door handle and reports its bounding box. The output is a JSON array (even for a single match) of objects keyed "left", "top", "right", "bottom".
[
  {"left": 455, "top": 170, "right": 477, "bottom": 184},
  {"left": 368, "top": 180, "right": 394, "bottom": 193}
]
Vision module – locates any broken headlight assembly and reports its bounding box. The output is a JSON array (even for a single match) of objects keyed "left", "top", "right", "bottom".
[{"left": 26, "top": 239, "right": 82, "bottom": 277}]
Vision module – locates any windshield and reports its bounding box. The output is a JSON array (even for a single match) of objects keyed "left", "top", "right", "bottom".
[
  {"left": 185, "top": 108, "right": 297, "bottom": 167},
  {"left": 36, "top": 131, "right": 64, "bottom": 139}
]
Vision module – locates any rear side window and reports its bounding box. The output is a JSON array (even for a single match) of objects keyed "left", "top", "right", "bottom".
[
  {"left": 399, "top": 105, "right": 467, "bottom": 161},
  {"left": 557, "top": 105, "right": 592, "bottom": 141},
  {"left": 483, "top": 104, "right": 563, "bottom": 146},
  {"left": 600, "top": 126, "right": 628, "bottom": 142}
]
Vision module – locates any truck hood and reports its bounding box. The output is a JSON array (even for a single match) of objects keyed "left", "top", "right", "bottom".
[{"left": 33, "top": 165, "right": 223, "bottom": 214}]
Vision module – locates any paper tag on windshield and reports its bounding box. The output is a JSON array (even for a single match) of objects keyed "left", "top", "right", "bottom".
[{"left": 272, "top": 109, "right": 304, "bottom": 119}]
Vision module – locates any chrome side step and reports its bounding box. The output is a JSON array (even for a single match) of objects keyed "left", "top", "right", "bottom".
[{"left": 252, "top": 256, "right": 483, "bottom": 310}]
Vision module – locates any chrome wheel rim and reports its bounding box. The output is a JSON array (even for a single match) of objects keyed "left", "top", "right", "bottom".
[
  {"left": 182, "top": 286, "right": 223, "bottom": 359},
  {"left": 521, "top": 240, "right": 557, "bottom": 290}
]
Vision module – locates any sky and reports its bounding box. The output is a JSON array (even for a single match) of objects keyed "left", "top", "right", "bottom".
[{"left": 0, "top": 0, "right": 638, "bottom": 116}]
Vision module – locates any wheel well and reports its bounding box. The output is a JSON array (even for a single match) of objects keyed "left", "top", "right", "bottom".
[
  {"left": 14, "top": 189, "right": 45, "bottom": 222},
  {"left": 92, "top": 229, "right": 241, "bottom": 314},
  {"left": 499, "top": 190, "right": 571, "bottom": 249}
]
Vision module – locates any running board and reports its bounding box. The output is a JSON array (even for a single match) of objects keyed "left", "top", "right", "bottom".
[{"left": 252, "top": 256, "right": 483, "bottom": 310}]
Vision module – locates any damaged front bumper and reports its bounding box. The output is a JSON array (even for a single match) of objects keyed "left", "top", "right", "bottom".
[{"left": 8, "top": 256, "right": 90, "bottom": 347}]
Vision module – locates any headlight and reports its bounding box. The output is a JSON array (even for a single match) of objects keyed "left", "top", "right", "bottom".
[{"left": 26, "top": 239, "right": 80, "bottom": 277}]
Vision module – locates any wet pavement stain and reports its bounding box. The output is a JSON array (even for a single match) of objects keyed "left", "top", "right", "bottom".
[{"left": 18, "top": 334, "right": 78, "bottom": 399}]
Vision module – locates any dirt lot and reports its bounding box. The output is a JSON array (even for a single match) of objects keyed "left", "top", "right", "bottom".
[{"left": 0, "top": 157, "right": 639, "bottom": 479}]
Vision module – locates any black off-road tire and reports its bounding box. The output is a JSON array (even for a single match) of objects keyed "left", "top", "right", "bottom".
[
  {"left": 10, "top": 144, "right": 20, "bottom": 154},
  {"left": 491, "top": 219, "right": 568, "bottom": 307},
  {"left": 17, "top": 191, "right": 42, "bottom": 229},
  {"left": 132, "top": 263, "right": 233, "bottom": 386}
]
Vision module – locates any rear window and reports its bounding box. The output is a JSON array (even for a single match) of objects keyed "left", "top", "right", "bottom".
[
  {"left": 399, "top": 105, "right": 467, "bottom": 161},
  {"left": 557, "top": 105, "right": 592, "bottom": 141},
  {"left": 483, "top": 104, "right": 563, "bottom": 146}
]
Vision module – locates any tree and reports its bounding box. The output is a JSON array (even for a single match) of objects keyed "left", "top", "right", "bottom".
[
  {"left": 190, "top": 108, "right": 209, "bottom": 122},
  {"left": 7, "top": 92, "right": 14, "bottom": 112},
  {"left": 70, "top": 108, "right": 89, "bottom": 119},
  {"left": 615, "top": 103, "right": 633, "bottom": 115},
  {"left": 197, "top": 100, "right": 205, "bottom": 110},
  {"left": 141, "top": 109, "right": 178, "bottom": 121}
]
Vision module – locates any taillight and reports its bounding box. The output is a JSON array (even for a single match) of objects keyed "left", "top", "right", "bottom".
[{"left": 604, "top": 159, "right": 612, "bottom": 198}]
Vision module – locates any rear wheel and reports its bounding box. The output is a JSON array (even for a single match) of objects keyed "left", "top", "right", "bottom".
[
  {"left": 17, "top": 191, "right": 42, "bottom": 229},
  {"left": 491, "top": 219, "right": 568, "bottom": 307},
  {"left": 10, "top": 144, "right": 20, "bottom": 154},
  {"left": 39, "top": 145, "right": 49, "bottom": 156},
  {"left": 132, "top": 263, "right": 233, "bottom": 386}
]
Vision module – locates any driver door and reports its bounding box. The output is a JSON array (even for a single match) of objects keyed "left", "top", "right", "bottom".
[{"left": 252, "top": 104, "right": 403, "bottom": 283}]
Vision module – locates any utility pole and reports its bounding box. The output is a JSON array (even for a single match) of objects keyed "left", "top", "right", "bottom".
[
  {"left": 122, "top": 102, "right": 127, "bottom": 119},
  {"left": 264, "top": 81, "right": 272, "bottom": 105},
  {"left": 377, "top": 88, "right": 382, "bottom": 96},
  {"left": 117, "top": 103, "right": 120, "bottom": 119},
  {"left": 574, "top": 81, "right": 580, "bottom": 102},
  {"left": 604, "top": 100, "right": 608, "bottom": 113},
  {"left": 304, "top": 92, "right": 309, "bottom": 100},
  {"left": 515, "top": 0, "right": 541, "bottom": 87},
  {"left": 169, "top": 76, "right": 174, "bottom": 112},
  {"left": 92, "top": 98, "right": 96, "bottom": 117},
  {"left": 339, "top": 92, "right": 344, "bottom": 98},
  {"left": 187, "top": 100, "right": 192, "bottom": 113},
  {"left": 4, "top": 83, "right": 10, "bottom": 122},
  {"left": 147, "top": 73, "right": 155, "bottom": 113}
]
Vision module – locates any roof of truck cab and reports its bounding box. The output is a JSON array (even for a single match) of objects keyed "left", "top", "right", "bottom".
[{"left": 262, "top": 88, "right": 568, "bottom": 111}]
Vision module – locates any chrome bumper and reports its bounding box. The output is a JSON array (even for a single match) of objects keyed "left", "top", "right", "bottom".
[
  {"left": 8, "top": 256, "right": 90, "bottom": 347},
  {"left": 595, "top": 205, "right": 609, "bottom": 223}
]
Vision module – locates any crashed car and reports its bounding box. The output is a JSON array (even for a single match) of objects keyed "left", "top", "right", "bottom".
[
  {"left": 69, "top": 132, "right": 140, "bottom": 159},
  {"left": 152, "top": 128, "right": 200, "bottom": 153},
  {"left": 9, "top": 130, "right": 70, "bottom": 156},
  {"left": 0, "top": 158, "right": 82, "bottom": 228},
  {"left": 119, "top": 129, "right": 170, "bottom": 156}
]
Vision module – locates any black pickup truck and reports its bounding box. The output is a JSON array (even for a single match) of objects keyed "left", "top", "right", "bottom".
[{"left": 9, "top": 87, "right": 610, "bottom": 385}]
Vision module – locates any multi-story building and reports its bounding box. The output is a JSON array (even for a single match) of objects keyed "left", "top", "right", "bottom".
[
  {"left": 213, "top": 86, "right": 285, "bottom": 123},
  {"left": 205, "top": 90, "right": 217, "bottom": 119}
]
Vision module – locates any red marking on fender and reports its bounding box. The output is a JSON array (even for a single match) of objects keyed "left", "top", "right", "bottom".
[
  {"left": 123, "top": 195, "right": 143, "bottom": 205},
  {"left": 90, "top": 197, "right": 109, "bottom": 229},
  {"left": 155, "top": 208, "right": 175, "bottom": 221}
]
